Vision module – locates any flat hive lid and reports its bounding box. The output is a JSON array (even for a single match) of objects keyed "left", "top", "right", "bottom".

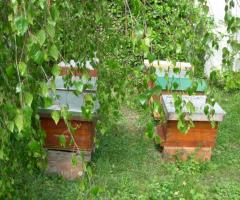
[
  {"left": 39, "top": 91, "right": 99, "bottom": 119},
  {"left": 155, "top": 68, "right": 188, "bottom": 78},
  {"left": 162, "top": 95, "right": 226, "bottom": 122},
  {"left": 144, "top": 60, "right": 192, "bottom": 70}
]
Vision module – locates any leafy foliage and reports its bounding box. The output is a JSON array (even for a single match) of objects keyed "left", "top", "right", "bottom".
[
  {"left": 210, "top": 70, "right": 240, "bottom": 91},
  {"left": 209, "top": 0, "right": 240, "bottom": 91},
  {"left": 0, "top": 0, "right": 236, "bottom": 198},
  {"left": 0, "top": 1, "right": 59, "bottom": 197}
]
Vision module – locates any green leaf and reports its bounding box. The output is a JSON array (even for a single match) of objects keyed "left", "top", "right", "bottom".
[
  {"left": 58, "top": 134, "right": 66, "bottom": 147},
  {"left": 204, "top": 105, "right": 209, "bottom": 115},
  {"left": 24, "top": 92, "right": 33, "bottom": 107},
  {"left": 49, "top": 45, "right": 59, "bottom": 60},
  {"left": 19, "top": 62, "right": 27, "bottom": 76},
  {"left": 173, "top": 82, "right": 179, "bottom": 90},
  {"left": 84, "top": 94, "right": 93, "bottom": 103},
  {"left": 36, "top": 30, "right": 46, "bottom": 46},
  {"left": 186, "top": 101, "right": 195, "bottom": 113},
  {"left": 139, "top": 94, "right": 147, "bottom": 106},
  {"left": 49, "top": 79, "right": 56, "bottom": 92},
  {"left": 176, "top": 44, "right": 182, "bottom": 54},
  {"left": 61, "top": 106, "right": 70, "bottom": 121},
  {"left": 187, "top": 87, "right": 194, "bottom": 96},
  {"left": 82, "top": 71, "right": 90, "bottom": 81},
  {"left": 173, "top": 67, "right": 180, "bottom": 74},
  {"left": 40, "top": 82, "right": 49, "bottom": 97},
  {"left": 203, "top": 5, "right": 209, "bottom": 13},
  {"left": 230, "top": 0, "right": 235, "bottom": 8},
  {"left": 6, "top": 65, "right": 14, "bottom": 77},
  {"left": 71, "top": 154, "right": 78, "bottom": 166},
  {"left": 46, "top": 24, "right": 55, "bottom": 38},
  {"left": 16, "top": 83, "right": 22, "bottom": 93},
  {"left": 44, "top": 97, "right": 53, "bottom": 107},
  {"left": 33, "top": 50, "right": 44, "bottom": 64},
  {"left": 173, "top": 95, "right": 182, "bottom": 107},
  {"left": 7, "top": 121, "right": 15, "bottom": 132},
  {"left": 51, "top": 110, "right": 60, "bottom": 125},
  {"left": 23, "top": 106, "right": 33, "bottom": 128},
  {"left": 50, "top": 6, "right": 60, "bottom": 21},
  {"left": 177, "top": 120, "right": 188, "bottom": 133},
  {"left": 28, "top": 140, "right": 40, "bottom": 152},
  {"left": 51, "top": 64, "right": 60, "bottom": 77},
  {"left": 144, "top": 37, "right": 151, "bottom": 47},
  {"left": 147, "top": 54, "right": 156, "bottom": 63},
  {"left": 74, "top": 81, "right": 84, "bottom": 93},
  {"left": 15, "top": 111, "right": 24, "bottom": 132},
  {"left": 210, "top": 108, "right": 215, "bottom": 116},
  {"left": 14, "top": 16, "right": 28, "bottom": 35},
  {"left": 151, "top": 85, "right": 162, "bottom": 95},
  {"left": 37, "top": 0, "right": 45, "bottom": 9}
]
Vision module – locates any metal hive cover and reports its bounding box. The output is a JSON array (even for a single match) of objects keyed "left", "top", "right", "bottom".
[
  {"left": 162, "top": 95, "right": 226, "bottom": 122},
  {"left": 39, "top": 75, "right": 99, "bottom": 118},
  {"left": 39, "top": 91, "right": 99, "bottom": 117}
]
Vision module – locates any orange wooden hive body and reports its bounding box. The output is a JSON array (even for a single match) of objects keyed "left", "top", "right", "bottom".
[
  {"left": 157, "top": 122, "right": 218, "bottom": 160},
  {"left": 41, "top": 118, "right": 95, "bottom": 151}
]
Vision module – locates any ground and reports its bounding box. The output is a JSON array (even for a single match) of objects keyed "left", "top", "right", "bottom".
[{"left": 26, "top": 89, "right": 240, "bottom": 199}]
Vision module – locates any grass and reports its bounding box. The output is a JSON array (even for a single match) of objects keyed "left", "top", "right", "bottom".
[{"left": 26, "top": 90, "right": 240, "bottom": 199}]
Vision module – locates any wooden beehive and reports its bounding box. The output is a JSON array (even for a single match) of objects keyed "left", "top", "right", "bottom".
[
  {"left": 39, "top": 66, "right": 98, "bottom": 152},
  {"left": 158, "top": 95, "right": 225, "bottom": 161},
  {"left": 39, "top": 62, "right": 98, "bottom": 179}
]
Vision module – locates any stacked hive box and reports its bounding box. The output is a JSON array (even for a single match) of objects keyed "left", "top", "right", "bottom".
[
  {"left": 159, "top": 95, "right": 225, "bottom": 160},
  {"left": 144, "top": 60, "right": 207, "bottom": 94},
  {"left": 39, "top": 65, "right": 98, "bottom": 179}
]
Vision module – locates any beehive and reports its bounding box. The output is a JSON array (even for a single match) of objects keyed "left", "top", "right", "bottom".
[
  {"left": 39, "top": 75, "right": 98, "bottom": 152},
  {"left": 158, "top": 95, "right": 225, "bottom": 160}
]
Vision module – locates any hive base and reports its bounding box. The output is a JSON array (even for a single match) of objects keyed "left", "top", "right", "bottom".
[
  {"left": 162, "top": 147, "right": 212, "bottom": 161},
  {"left": 46, "top": 150, "right": 91, "bottom": 179}
]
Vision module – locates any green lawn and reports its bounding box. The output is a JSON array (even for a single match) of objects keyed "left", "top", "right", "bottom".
[{"left": 26, "top": 90, "right": 240, "bottom": 199}]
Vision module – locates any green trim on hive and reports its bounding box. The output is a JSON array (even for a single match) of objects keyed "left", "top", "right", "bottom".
[{"left": 156, "top": 77, "right": 207, "bottom": 92}]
